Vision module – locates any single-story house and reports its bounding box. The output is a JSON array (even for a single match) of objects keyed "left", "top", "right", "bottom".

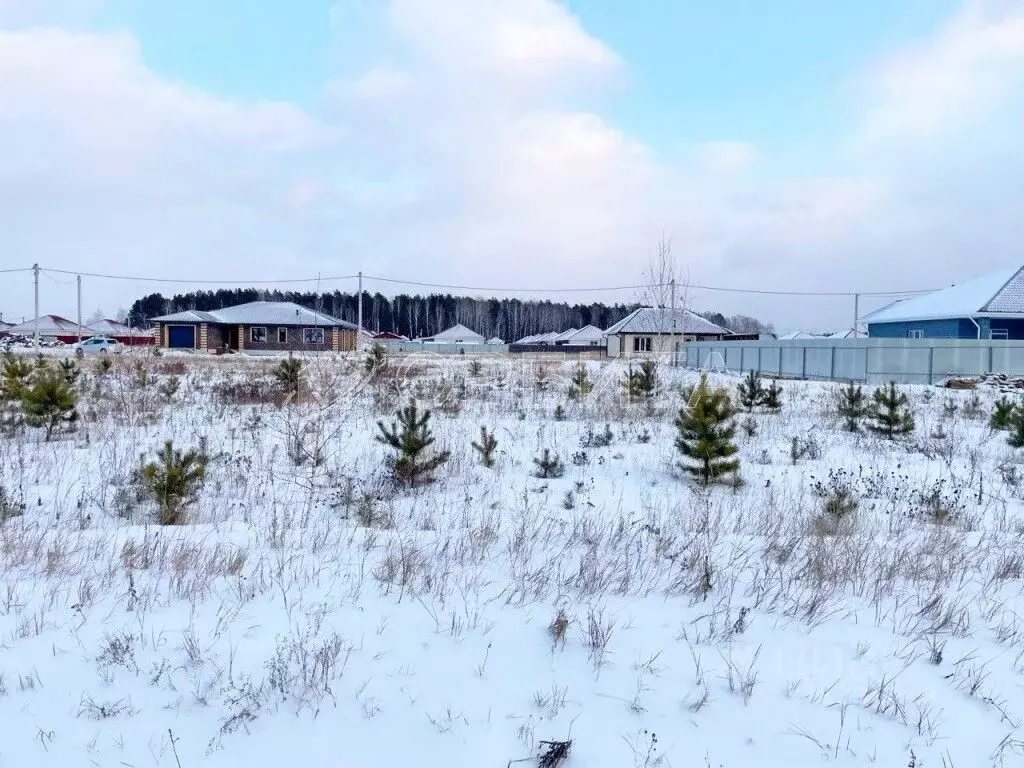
[
  {"left": 1, "top": 314, "right": 93, "bottom": 344},
  {"left": 416, "top": 324, "right": 485, "bottom": 344},
  {"left": 561, "top": 325, "right": 605, "bottom": 347},
  {"left": 151, "top": 301, "right": 359, "bottom": 352},
  {"left": 374, "top": 331, "right": 408, "bottom": 341},
  {"left": 486, "top": 336, "right": 504, "bottom": 345},
  {"left": 866, "top": 265, "right": 1024, "bottom": 339},
  {"left": 88, "top": 318, "right": 154, "bottom": 346},
  {"left": 551, "top": 328, "right": 578, "bottom": 346},
  {"left": 605, "top": 307, "right": 729, "bottom": 358}
]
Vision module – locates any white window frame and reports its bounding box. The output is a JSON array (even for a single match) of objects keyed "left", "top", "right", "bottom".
[
  {"left": 991, "top": 328, "right": 1009, "bottom": 340},
  {"left": 908, "top": 329, "right": 924, "bottom": 339},
  {"left": 277, "top": 327, "right": 288, "bottom": 344},
  {"left": 633, "top": 336, "right": 653, "bottom": 353},
  {"left": 250, "top": 326, "right": 268, "bottom": 343},
  {"left": 303, "top": 327, "right": 325, "bottom": 345}
]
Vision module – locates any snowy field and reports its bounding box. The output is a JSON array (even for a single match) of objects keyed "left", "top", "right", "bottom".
[{"left": 2, "top": 350, "right": 1024, "bottom": 768}]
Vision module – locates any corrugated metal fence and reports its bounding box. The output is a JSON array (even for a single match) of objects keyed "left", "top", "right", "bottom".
[{"left": 681, "top": 338, "right": 1024, "bottom": 384}]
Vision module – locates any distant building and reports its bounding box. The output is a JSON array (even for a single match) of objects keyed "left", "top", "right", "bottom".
[
  {"left": 604, "top": 307, "right": 729, "bottom": 359},
  {"left": 416, "top": 324, "right": 485, "bottom": 344},
  {"left": 151, "top": 301, "right": 359, "bottom": 352},
  {"left": 374, "top": 331, "right": 408, "bottom": 341},
  {"left": 88, "top": 318, "right": 154, "bottom": 346},
  {"left": 866, "top": 266, "right": 1024, "bottom": 339},
  {"left": 2, "top": 314, "right": 93, "bottom": 344},
  {"left": 561, "top": 325, "right": 605, "bottom": 347}
]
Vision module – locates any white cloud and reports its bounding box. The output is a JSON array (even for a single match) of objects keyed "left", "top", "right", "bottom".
[{"left": 1, "top": 0, "right": 1023, "bottom": 330}]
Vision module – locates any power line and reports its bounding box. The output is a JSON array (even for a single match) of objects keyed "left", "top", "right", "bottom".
[
  {"left": 19, "top": 265, "right": 938, "bottom": 298},
  {"left": 41, "top": 267, "right": 361, "bottom": 285}
]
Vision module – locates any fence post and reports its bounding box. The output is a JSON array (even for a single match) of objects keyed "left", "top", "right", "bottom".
[
  {"left": 928, "top": 346, "right": 934, "bottom": 385},
  {"left": 801, "top": 347, "right": 807, "bottom": 380},
  {"left": 757, "top": 345, "right": 762, "bottom": 374},
  {"left": 830, "top": 345, "right": 836, "bottom": 379},
  {"left": 989, "top": 343, "right": 994, "bottom": 377}
]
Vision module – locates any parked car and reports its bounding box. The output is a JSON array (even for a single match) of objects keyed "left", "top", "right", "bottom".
[{"left": 73, "top": 336, "right": 123, "bottom": 355}]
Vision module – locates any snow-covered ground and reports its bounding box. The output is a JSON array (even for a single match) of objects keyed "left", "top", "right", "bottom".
[{"left": 2, "top": 351, "right": 1024, "bottom": 767}]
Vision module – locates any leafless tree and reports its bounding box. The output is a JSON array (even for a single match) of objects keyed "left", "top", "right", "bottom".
[{"left": 638, "top": 236, "right": 689, "bottom": 312}]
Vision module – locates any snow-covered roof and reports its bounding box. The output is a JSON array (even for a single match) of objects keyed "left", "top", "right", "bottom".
[
  {"left": 152, "top": 302, "right": 357, "bottom": 329},
  {"left": 552, "top": 328, "right": 578, "bottom": 343},
  {"left": 4, "top": 314, "right": 92, "bottom": 336},
  {"left": 604, "top": 307, "right": 729, "bottom": 336},
  {"left": 564, "top": 325, "right": 605, "bottom": 343},
  {"left": 486, "top": 337, "right": 503, "bottom": 344},
  {"left": 419, "top": 323, "right": 485, "bottom": 342},
  {"left": 88, "top": 319, "right": 152, "bottom": 337},
  {"left": 865, "top": 266, "right": 1024, "bottom": 324},
  {"left": 534, "top": 332, "right": 560, "bottom": 344}
]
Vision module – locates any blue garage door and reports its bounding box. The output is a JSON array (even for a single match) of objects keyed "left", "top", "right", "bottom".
[{"left": 167, "top": 326, "right": 196, "bottom": 349}]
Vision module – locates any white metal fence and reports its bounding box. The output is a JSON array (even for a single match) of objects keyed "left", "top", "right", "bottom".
[{"left": 681, "top": 338, "right": 1024, "bottom": 385}]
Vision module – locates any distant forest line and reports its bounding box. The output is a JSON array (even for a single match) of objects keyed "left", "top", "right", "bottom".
[{"left": 127, "top": 289, "right": 773, "bottom": 341}]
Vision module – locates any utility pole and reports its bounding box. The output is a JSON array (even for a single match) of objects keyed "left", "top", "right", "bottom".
[
  {"left": 357, "top": 271, "right": 363, "bottom": 352},
  {"left": 77, "top": 274, "right": 83, "bottom": 344},
  {"left": 853, "top": 293, "right": 860, "bottom": 339},
  {"left": 670, "top": 278, "right": 677, "bottom": 367},
  {"left": 32, "top": 263, "right": 40, "bottom": 352}
]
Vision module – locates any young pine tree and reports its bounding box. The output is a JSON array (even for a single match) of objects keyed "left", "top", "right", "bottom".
[
  {"left": 376, "top": 399, "right": 450, "bottom": 486},
  {"left": 1008, "top": 408, "right": 1024, "bottom": 448},
  {"left": 736, "top": 370, "right": 765, "bottom": 412},
  {"left": 57, "top": 358, "right": 81, "bottom": 386},
  {"left": 472, "top": 426, "right": 498, "bottom": 468},
  {"left": 760, "top": 380, "right": 783, "bottom": 412},
  {"left": 675, "top": 374, "right": 740, "bottom": 486},
  {"left": 1, "top": 350, "right": 33, "bottom": 401},
  {"left": 836, "top": 381, "right": 867, "bottom": 432},
  {"left": 142, "top": 440, "right": 208, "bottom": 525},
  {"left": 567, "top": 362, "right": 592, "bottom": 400},
  {"left": 364, "top": 343, "right": 388, "bottom": 376},
  {"left": 624, "top": 360, "right": 658, "bottom": 401},
  {"left": 274, "top": 355, "right": 303, "bottom": 399},
  {"left": 533, "top": 449, "right": 565, "bottom": 479},
  {"left": 991, "top": 397, "right": 1017, "bottom": 431},
  {"left": 866, "top": 381, "right": 915, "bottom": 439},
  {"left": 21, "top": 369, "right": 79, "bottom": 441}
]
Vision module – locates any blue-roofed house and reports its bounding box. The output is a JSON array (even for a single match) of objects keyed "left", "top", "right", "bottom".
[{"left": 866, "top": 266, "right": 1024, "bottom": 340}]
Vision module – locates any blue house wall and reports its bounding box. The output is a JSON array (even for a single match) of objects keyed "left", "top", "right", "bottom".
[{"left": 868, "top": 317, "right": 1024, "bottom": 339}]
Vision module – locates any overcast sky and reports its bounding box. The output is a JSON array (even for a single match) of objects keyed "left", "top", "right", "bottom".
[{"left": 1, "top": 0, "right": 1022, "bottom": 331}]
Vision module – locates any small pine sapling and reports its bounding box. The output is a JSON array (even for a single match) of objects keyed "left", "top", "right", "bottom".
[
  {"left": 468, "top": 359, "right": 483, "bottom": 377},
  {"left": 836, "top": 381, "right": 866, "bottom": 432},
  {"left": 364, "top": 343, "right": 388, "bottom": 376},
  {"left": 737, "top": 370, "right": 765, "bottom": 412},
  {"left": 675, "top": 374, "right": 740, "bottom": 486},
  {"left": 57, "top": 358, "right": 80, "bottom": 385},
  {"left": 274, "top": 355, "right": 303, "bottom": 400},
  {"left": 376, "top": 399, "right": 451, "bottom": 486},
  {"left": 567, "top": 362, "right": 592, "bottom": 400},
  {"left": 533, "top": 449, "right": 565, "bottom": 478},
  {"left": 1008, "top": 408, "right": 1024, "bottom": 448},
  {"left": 1, "top": 350, "right": 32, "bottom": 401},
  {"left": 535, "top": 364, "right": 550, "bottom": 392},
  {"left": 991, "top": 397, "right": 1017, "bottom": 431},
  {"left": 760, "top": 380, "right": 783, "bottom": 412},
  {"left": 96, "top": 356, "right": 113, "bottom": 375},
  {"left": 159, "top": 375, "right": 181, "bottom": 401},
  {"left": 624, "top": 360, "right": 658, "bottom": 402},
  {"left": 472, "top": 425, "right": 498, "bottom": 468},
  {"left": 553, "top": 404, "right": 567, "bottom": 421},
  {"left": 21, "top": 369, "right": 79, "bottom": 441},
  {"left": 142, "top": 440, "right": 208, "bottom": 525},
  {"left": 866, "top": 381, "right": 915, "bottom": 439}
]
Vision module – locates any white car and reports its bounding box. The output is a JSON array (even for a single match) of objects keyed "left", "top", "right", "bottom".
[{"left": 73, "top": 336, "right": 123, "bottom": 355}]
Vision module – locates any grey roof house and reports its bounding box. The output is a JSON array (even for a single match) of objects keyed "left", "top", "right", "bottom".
[
  {"left": 605, "top": 307, "right": 729, "bottom": 358},
  {"left": 151, "top": 301, "right": 359, "bottom": 353}
]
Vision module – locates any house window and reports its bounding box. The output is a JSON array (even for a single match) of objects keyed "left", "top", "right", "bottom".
[
  {"left": 303, "top": 327, "right": 325, "bottom": 345},
  {"left": 633, "top": 336, "right": 653, "bottom": 353},
  {"left": 250, "top": 326, "right": 267, "bottom": 343},
  {"left": 277, "top": 328, "right": 288, "bottom": 344},
  {"left": 908, "top": 329, "right": 924, "bottom": 339},
  {"left": 991, "top": 328, "right": 1009, "bottom": 340}
]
